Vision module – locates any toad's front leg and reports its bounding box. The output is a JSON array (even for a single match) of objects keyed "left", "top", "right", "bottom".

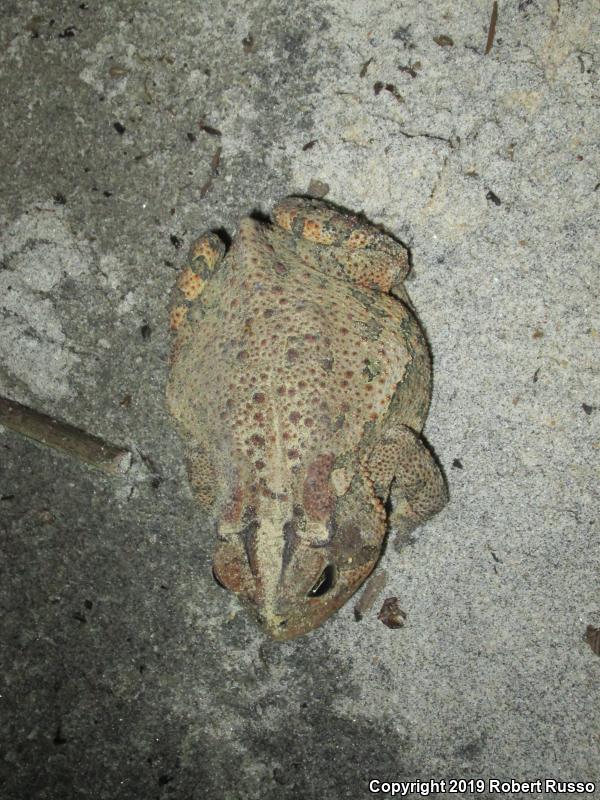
[{"left": 364, "top": 424, "right": 448, "bottom": 539}]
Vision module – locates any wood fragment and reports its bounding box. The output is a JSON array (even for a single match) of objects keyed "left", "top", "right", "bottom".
[
  {"left": 485, "top": 2, "right": 498, "bottom": 55},
  {"left": 211, "top": 147, "right": 222, "bottom": 175},
  {"left": 0, "top": 396, "right": 132, "bottom": 475},
  {"left": 398, "top": 64, "right": 418, "bottom": 78},
  {"left": 586, "top": 625, "right": 600, "bottom": 656},
  {"left": 359, "top": 57, "right": 373, "bottom": 78},
  {"left": 198, "top": 122, "right": 222, "bottom": 137},
  {"left": 433, "top": 35, "right": 454, "bottom": 47},
  {"left": 354, "top": 570, "right": 388, "bottom": 621}
]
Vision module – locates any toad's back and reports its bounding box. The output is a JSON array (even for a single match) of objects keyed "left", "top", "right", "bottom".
[{"left": 168, "top": 216, "right": 431, "bottom": 506}]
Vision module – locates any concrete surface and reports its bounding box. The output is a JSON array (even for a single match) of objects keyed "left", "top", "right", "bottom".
[{"left": 1, "top": 1, "right": 598, "bottom": 798}]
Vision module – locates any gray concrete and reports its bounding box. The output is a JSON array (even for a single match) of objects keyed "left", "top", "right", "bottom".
[{"left": 1, "top": 1, "right": 598, "bottom": 798}]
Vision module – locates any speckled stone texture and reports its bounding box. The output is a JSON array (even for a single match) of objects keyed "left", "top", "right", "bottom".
[{"left": 0, "top": 1, "right": 598, "bottom": 798}]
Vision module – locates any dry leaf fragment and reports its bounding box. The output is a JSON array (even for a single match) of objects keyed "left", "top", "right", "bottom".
[
  {"left": 378, "top": 597, "right": 407, "bottom": 629},
  {"left": 585, "top": 625, "right": 600, "bottom": 656}
]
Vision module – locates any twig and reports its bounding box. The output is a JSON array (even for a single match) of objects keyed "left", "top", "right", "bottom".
[
  {"left": 485, "top": 1, "right": 498, "bottom": 55},
  {"left": 0, "top": 396, "right": 132, "bottom": 475},
  {"left": 353, "top": 570, "right": 388, "bottom": 621}
]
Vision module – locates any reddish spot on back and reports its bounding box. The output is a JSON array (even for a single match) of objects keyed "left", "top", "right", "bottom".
[
  {"left": 223, "top": 484, "right": 244, "bottom": 524},
  {"left": 303, "top": 453, "right": 336, "bottom": 521}
]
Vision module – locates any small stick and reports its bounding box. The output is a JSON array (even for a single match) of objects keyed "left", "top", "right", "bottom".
[
  {"left": 485, "top": 1, "right": 498, "bottom": 55},
  {"left": 354, "top": 569, "right": 388, "bottom": 621},
  {"left": 0, "top": 396, "right": 132, "bottom": 475}
]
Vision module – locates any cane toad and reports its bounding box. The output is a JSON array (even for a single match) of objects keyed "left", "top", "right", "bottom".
[{"left": 167, "top": 197, "right": 447, "bottom": 639}]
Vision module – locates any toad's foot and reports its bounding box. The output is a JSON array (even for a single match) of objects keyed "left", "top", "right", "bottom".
[
  {"left": 272, "top": 196, "right": 409, "bottom": 293},
  {"left": 169, "top": 232, "right": 226, "bottom": 331},
  {"left": 364, "top": 424, "right": 448, "bottom": 539}
]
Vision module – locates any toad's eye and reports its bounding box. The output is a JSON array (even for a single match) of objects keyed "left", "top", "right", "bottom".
[{"left": 308, "top": 564, "right": 336, "bottom": 597}]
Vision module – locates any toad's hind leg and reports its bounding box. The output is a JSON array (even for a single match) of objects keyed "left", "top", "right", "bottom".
[
  {"left": 183, "top": 441, "right": 217, "bottom": 510},
  {"left": 364, "top": 425, "right": 448, "bottom": 541},
  {"left": 272, "top": 196, "right": 409, "bottom": 293},
  {"left": 169, "top": 232, "right": 226, "bottom": 331}
]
